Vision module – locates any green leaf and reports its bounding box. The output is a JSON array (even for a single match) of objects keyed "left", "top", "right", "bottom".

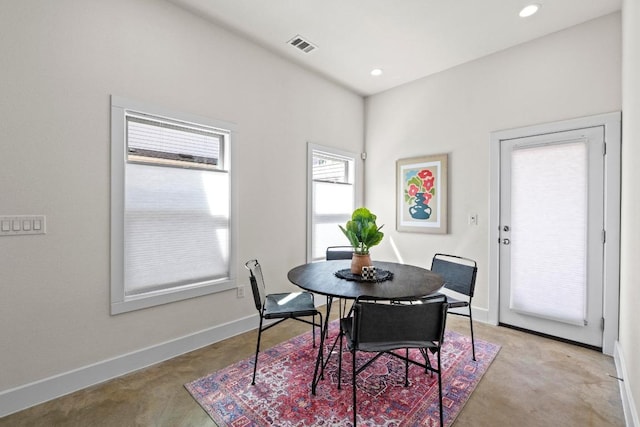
[
  {"left": 337, "top": 207, "right": 384, "bottom": 254},
  {"left": 408, "top": 176, "right": 422, "bottom": 188}
]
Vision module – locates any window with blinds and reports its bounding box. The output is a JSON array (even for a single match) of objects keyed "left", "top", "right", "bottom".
[
  {"left": 308, "top": 146, "right": 357, "bottom": 261},
  {"left": 126, "top": 115, "right": 223, "bottom": 170},
  {"left": 313, "top": 152, "right": 350, "bottom": 183},
  {"left": 111, "top": 96, "right": 235, "bottom": 314}
]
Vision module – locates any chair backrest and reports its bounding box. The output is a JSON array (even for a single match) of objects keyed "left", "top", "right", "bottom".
[
  {"left": 352, "top": 297, "right": 448, "bottom": 352},
  {"left": 244, "top": 259, "right": 266, "bottom": 312},
  {"left": 431, "top": 253, "right": 477, "bottom": 298},
  {"left": 326, "top": 246, "right": 354, "bottom": 260}
]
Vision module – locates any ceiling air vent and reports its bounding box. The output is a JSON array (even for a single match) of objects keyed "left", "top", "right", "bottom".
[{"left": 287, "top": 35, "right": 317, "bottom": 54}]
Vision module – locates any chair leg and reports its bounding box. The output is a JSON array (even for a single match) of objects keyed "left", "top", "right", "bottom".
[
  {"left": 421, "top": 348, "right": 434, "bottom": 376},
  {"left": 468, "top": 305, "right": 476, "bottom": 361},
  {"left": 352, "top": 349, "right": 357, "bottom": 427},
  {"left": 437, "top": 351, "right": 443, "bottom": 427},
  {"left": 405, "top": 348, "right": 409, "bottom": 387},
  {"left": 337, "top": 327, "right": 344, "bottom": 389},
  {"left": 252, "top": 317, "right": 265, "bottom": 385}
]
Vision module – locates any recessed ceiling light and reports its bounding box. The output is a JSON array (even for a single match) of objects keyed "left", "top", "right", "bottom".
[
  {"left": 519, "top": 4, "right": 540, "bottom": 18},
  {"left": 370, "top": 68, "right": 383, "bottom": 76}
]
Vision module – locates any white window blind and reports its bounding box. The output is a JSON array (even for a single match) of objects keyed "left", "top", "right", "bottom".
[
  {"left": 310, "top": 148, "right": 355, "bottom": 261},
  {"left": 124, "top": 114, "right": 230, "bottom": 296},
  {"left": 124, "top": 164, "right": 229, "bottom": 295},
  {"left": 509, "top": 141, "right": 588, "bottom": 325}
]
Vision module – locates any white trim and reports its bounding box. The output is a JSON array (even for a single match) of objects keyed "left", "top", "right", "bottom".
[
  {"left": 0, "top": 313, "right": 259, "bottom": 418},
  {"left": 110, "top": 95, "right": 238, "bottom": 314},
  {"left": 615, "top": 341, "right": 640, "bottom": 427},
  {"left": 471, "top": 305, "right": 489, "bottom": 323},
  {"left": 110, "top": 280, "right": 237, "bottom": 314},
  {"left": 489, "top": 112, "right": 621, "bottom": 355},
  {"left": 306, "top": 142, "right": 363, "bottom": 263},
  {"left": 488, "top": 131, "right": 501, "bottom": 326}
]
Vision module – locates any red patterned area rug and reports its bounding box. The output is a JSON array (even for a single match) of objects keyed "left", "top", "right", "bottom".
[{"left": 185, "top": 321, "right": 500, "bottom": 426}]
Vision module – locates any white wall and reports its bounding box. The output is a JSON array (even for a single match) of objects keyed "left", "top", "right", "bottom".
[
  {"left": 620, "top": 0, "right": 640, "bottom": 423},
  {"left": 0, "top": 0, "right": 362, "bottom": 396},
  {"left": 364, "top": 14, "right": 621, "bottom": 315}
]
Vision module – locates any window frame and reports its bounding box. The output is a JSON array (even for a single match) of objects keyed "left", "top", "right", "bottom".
[
  {"left": 306, "top": 143, "right": 362, "bottom": 263},
  {"left": 110, "top": 96, "right": 236, "bottom": 314}
]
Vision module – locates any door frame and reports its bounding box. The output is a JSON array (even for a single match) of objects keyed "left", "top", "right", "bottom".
[{"left": 488, "top": 112, "right": 621, "bottom": 355}]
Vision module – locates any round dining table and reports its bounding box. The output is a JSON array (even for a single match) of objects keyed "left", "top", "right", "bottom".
[
  {"left": 287, "top": 259, "right": 445, "bottom": 393},
  {"left": 287, "top": 259, "right": 444, "bottom": 300}
]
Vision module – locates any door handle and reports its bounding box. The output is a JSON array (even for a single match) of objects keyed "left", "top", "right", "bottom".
[{"left": 503, "top": 238, "right": 510, "bottom": 245}]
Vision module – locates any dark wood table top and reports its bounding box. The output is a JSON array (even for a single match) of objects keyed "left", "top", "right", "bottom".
[{"left": 287, "top": 260, "right": 444, "bottom": 300}]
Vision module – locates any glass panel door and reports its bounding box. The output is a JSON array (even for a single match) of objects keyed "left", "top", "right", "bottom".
[{"left": 498, "top": 127, "right": 605, "bottom": 347}]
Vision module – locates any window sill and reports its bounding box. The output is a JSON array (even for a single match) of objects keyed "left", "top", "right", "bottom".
[{"left": 110, "top": 279, "right": 236, "bottom": 315}]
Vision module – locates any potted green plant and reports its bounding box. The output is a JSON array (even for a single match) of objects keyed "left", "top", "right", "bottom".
[{"left": 339, "top": 207, "right": 384, "bottom": 274}]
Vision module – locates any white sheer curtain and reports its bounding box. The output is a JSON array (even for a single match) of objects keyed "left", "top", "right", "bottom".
[{"left": 509, "top": 141, "right": 588, "bottom": 326}]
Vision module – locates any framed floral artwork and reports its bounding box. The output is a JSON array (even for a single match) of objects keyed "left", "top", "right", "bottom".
[{"left": 396, "top": 154, "right": 448, "bottom": 233}]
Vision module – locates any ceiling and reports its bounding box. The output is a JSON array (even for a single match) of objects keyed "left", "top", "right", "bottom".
[{"left": 167, "top": 0, "right": 621, "bottom": 96}]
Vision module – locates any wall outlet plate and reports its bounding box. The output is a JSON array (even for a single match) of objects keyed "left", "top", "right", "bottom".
[
  {"left": 0, "top": 215, "right": 46, "bottom": 236},
  {"left": 237, "top": 285, "right": 245, "bottom": 298}
]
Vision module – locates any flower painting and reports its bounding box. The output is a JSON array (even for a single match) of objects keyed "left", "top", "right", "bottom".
[
  {"left": 405, "top": 168, "right": 436, "bottom": 219},
  {"left": 396, "top": 154, "right": 448, "bottom": 233}
]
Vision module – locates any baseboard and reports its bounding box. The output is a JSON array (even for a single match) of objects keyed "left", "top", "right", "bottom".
[
  {"left": 0, "top": 314, "right": 259, "bottom": 418},
  {"left": 615, "top": 340, "right": 640, "bottom": 427},
  {"left": 471, "top": 305, "right": 489, "bottom": 323}
]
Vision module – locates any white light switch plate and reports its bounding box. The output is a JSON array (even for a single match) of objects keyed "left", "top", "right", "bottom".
[{"left": 0, "top": 215, "right": 46, "bottom": 236}]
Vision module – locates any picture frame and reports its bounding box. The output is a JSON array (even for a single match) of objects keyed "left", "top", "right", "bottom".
[{"left": 396, "top": 153, "right": 448, "bottom": 234}]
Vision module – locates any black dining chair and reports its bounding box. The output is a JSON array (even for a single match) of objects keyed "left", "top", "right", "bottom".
[
  {"left": 245, "top": 259, "right": 323, "bottom": 385},
  {"left": 339, "top": 296, "right": 448, "bottom": 426},
  {"left": 427, "top": 253, "right": 478, "bottom": 360},
  {"left": 325, "top": 246, "right": 355, "bottom": 318},
  {"left": 326, "top": 245, "right": 354, "bottom": 261}
]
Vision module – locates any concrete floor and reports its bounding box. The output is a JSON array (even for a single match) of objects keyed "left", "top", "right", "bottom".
[{"left": 0, "top": 309, "right": 625, "bottom": 426}]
